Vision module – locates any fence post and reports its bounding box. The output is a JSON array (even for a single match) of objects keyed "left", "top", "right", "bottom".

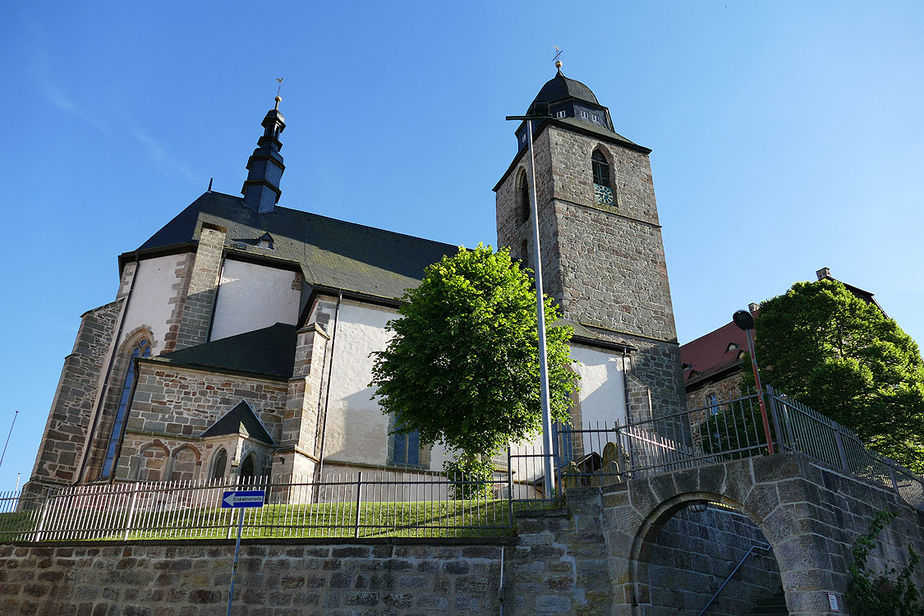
[
  {"left": 833, "top": 431, "right": 850, "bottom": 472},
  {"left": 506, "top": 447, "right": 514, "bottom": 527},
  {"left": 123, "top": 483, "right": 140, "bottom": 542},
  {"left": 888, "top": 466, "right": 900, "bottom": 495},
  {"left": 31, "top": 498, "right": 50, "bottom": 543},
  {"left": 765, "top": 386, "right": 786, "bottom": 451},
  {"left": 624, "top": 423, "right": 634, "bottom": 480},
  {"left": 353, "top": 472, "right": 363, "bottom": 539}
]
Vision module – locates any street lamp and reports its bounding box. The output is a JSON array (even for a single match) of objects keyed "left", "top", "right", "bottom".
[
  {"left": 732, "top": 310, "right": 775, "bottom": 455},
  {"left": 505, "top": 101, "right": 556, "bottom": 497}
]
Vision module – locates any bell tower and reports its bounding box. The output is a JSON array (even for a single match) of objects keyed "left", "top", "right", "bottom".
[{"left": 494, "top": 67, "right": 686, "bottom": 419}]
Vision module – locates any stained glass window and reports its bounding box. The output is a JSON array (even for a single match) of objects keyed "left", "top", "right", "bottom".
[{"left": 100, "top": 339, "right": 150, "bottom": 479}]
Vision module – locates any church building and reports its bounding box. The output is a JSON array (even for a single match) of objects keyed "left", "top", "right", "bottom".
[{"left": 25, "top": 68, "right": 686, "bottom": 497}]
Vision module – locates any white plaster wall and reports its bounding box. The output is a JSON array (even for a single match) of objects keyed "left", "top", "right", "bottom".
[
  {"left": 120, "top": 254, "right": 188, "bottom": 353},
  {"left": 571, "top": 345, "right": 627, "bottom": 464},
  {"left": 322, "top": 300, "right": 396, "bottom": 467},
  {"left": 571, "top": 345, "right": 626, "bottom": 428},
  {"left": 210, "top": 259, "right": 300, "bottom": 341},
  {"left": 507, "top": 346, "right": 626, "bottom": 483}
]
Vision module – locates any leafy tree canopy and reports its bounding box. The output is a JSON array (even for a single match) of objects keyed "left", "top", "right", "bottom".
[
  {"left": 751, "top": 279, "right": 924, "bottom": 472},
  {"left": 371, "top": 244, "right": 577, "bottom": 459}
]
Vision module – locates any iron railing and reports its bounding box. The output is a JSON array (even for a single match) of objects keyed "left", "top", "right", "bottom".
[
  {"left": 4, "top": 388, "right": 921, "bottom": 544},
  {"left": 0, "top": 469, "right": 515, "bottom": 544},
  {"left": 551, "top": 387, "right": 924, "bottom": 511}
]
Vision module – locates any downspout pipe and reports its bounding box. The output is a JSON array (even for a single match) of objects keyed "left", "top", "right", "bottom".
[{"left": 315, "top": 290, "right": 343, "bottom": 484}]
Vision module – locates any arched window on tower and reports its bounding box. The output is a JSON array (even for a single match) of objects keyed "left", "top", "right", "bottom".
[
  {"left": 100, "top": 338, "right": 151, "bottom": 479},
  {"left": 591, "top": 149, "right": 615, "bottom": 207},
  {"left": 516, "top": 169, "right": 530, "bottom": 224}
]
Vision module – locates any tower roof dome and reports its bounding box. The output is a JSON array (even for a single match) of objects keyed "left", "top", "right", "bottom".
[{"left": 529, "top": 69, "right": 600, "bottom": 110}]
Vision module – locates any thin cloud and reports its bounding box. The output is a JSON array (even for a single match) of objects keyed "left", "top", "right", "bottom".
[
  {"left": 23, "top": 16, "right": 196, "bottom": 182},
  {"left": 129, "top": 125, "right": 198, "bottom": 182}
]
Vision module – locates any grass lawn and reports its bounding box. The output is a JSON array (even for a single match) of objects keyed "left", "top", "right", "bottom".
[{"left": 0, "top": 498, "right": 556, "bottom": 543}]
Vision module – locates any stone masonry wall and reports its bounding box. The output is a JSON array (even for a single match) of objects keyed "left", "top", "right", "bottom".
[
  {"left": 175, "top": 226, "right": 225, "bottom": 351},
  {"left": 648, "top": 505, "right": 782, "bottom": 615},
  {"left": 0, "top": 541, "right": 505, "bottom": 616},
  {"left": 602, "top": 453, "right": 924, "bottom": 616},
  {"left": 0, "top": 494, "right": 613, "bottom": 616},
  {"left": 686, "top": 370, "right": 744, "bottom": 419},
  {"left": 495, "top": 125, "right": 685, "bottom": 423},
  {"left": 25, "top": 300, "right": 123, "bottom": 494},
  {"left": 115, "top": 365, "right": 288, "bottom": 481},
  {"left": 5, "top": 454, "right": 922, "bottom": 615}
]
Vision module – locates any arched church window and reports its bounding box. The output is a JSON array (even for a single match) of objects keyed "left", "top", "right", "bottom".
[
  {"left": 516, "top": 170, "right": 530, "bottom": 224},
  {"left": 211, "top": 448, "right": 228, "bottom": 480},
  {"left": 592, "top": 149, "right": 615, "bottom": 207},
  {"left": 100, "top": 339, "right": 151, "bottom": 479}
]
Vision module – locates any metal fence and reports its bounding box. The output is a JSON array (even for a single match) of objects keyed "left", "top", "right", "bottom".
[
  {"left": 0, "top": 469, "right": 514, "bottom": 544},
  {"left": 767, "top": 386, "right": 924, "bottom": 510},
  {"left": 550, "top": 387, "right": 924, "bottom": 511},
  {"left": 4, "top": 388, "right": 922, "bottom": 544}
]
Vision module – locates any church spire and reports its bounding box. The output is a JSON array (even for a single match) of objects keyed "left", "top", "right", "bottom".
[{"left": 241, "top": 95, "right": 286, "bottom": 213}]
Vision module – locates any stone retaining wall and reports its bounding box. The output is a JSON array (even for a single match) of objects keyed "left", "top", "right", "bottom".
[{"left": 0, "top": 503, "right": 612, "bottom": 616}]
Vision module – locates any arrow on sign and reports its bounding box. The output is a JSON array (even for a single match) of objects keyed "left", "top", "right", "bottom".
[{"left": 221, "top": 490, "right": 265, "bottom": 509}]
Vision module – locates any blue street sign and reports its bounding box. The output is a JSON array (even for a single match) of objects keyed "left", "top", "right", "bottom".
[{"left": 221, "top": 490, "right": 265, "bottom": 509}]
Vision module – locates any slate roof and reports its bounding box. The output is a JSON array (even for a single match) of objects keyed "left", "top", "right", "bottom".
[
  {"left": 129, "top": 191, "right": 458, "bottom": 302},
  {"left": 200, "top": 400, "right": 275, "bottom": 445},
  {"left": 144, "top": 323, "right": 297, "bottom": 379},
  {"left": 531, "top": 69, "right": 600, "bottom": 108}
]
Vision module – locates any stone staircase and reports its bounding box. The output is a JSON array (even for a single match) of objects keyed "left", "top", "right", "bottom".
[{"left": 747, "top": 587, "right": 788, "bottom": 616}]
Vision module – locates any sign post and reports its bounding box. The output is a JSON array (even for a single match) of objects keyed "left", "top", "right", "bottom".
[{"left": 222, "top": 490, "right": 264, "bottom": 616}]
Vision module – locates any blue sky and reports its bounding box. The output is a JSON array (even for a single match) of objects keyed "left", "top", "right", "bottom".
[{"left": 1, "top": 1, "right": 922, "bottom": 491}]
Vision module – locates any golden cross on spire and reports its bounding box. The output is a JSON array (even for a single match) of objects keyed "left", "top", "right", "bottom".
[{"left": 274, "top": 78, "right": 284, "bottom": 109}]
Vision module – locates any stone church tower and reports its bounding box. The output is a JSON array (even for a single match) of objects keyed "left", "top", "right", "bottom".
[{"left": 494, "top": 68, "right": 686, "bottom": 420}]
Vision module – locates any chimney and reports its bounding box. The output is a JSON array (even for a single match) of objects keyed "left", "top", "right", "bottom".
[
  {"left": 816, "top": 267, "right": 831, "bottom": 281},
  {"left": 748, "top": 302, "right": 760, "bottom": 313}
]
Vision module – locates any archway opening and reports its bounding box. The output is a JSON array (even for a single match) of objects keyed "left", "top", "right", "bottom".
[
  {"left": 239, "top": 453, "right": 257, "bottom": 479},
  {"left": 635, "top": 498, "right": 786, "bottom": 615}
]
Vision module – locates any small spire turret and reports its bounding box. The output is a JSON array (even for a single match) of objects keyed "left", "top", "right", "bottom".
[{"left": 242, "top": 92, "right": 287, "bottom": 214}]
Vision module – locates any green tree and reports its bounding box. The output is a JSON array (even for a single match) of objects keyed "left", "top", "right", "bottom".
[
  {"left": 846, "top": 510, "right": 922, "bottom": 615},
  {"left": 371, "top": 244, "right": 577, "bottom": 463},
  {"left": 749, "top": 279, "right": 924, "bottom": 472}
]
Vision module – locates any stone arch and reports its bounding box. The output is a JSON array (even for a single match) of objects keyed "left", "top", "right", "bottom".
[
  {"left": 136, "top": 442, "right": 170, "bottom": 482},
  {"left": 627, "top": 491, "right": 784, "bottom": 612},
  {"left": 604, "top": 457, "right": 837, "bottom": 616},
  {"left": 169, "top": 444, "right": 200, "bottom": 482}
]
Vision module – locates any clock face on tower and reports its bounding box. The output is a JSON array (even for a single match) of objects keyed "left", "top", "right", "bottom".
[{"left": 594, "top": 183, "right": 614, "bottom": 206}]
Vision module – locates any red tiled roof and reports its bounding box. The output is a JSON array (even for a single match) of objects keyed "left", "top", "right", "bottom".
[{"left": 680, "top": 319, "right": 749, "bottom": 387}]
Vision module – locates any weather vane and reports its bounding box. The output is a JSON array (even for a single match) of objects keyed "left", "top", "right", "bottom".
[{"left": 553, "top": 46, "right": 563, "bottom": 69}]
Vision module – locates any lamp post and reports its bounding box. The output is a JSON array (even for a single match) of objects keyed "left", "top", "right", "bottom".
[
  {"left": 506, "top": 102, "right": 555, "bottom": 497},
  {"left": 732, "top": 310, "right": 775, "bottom": 455}
]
